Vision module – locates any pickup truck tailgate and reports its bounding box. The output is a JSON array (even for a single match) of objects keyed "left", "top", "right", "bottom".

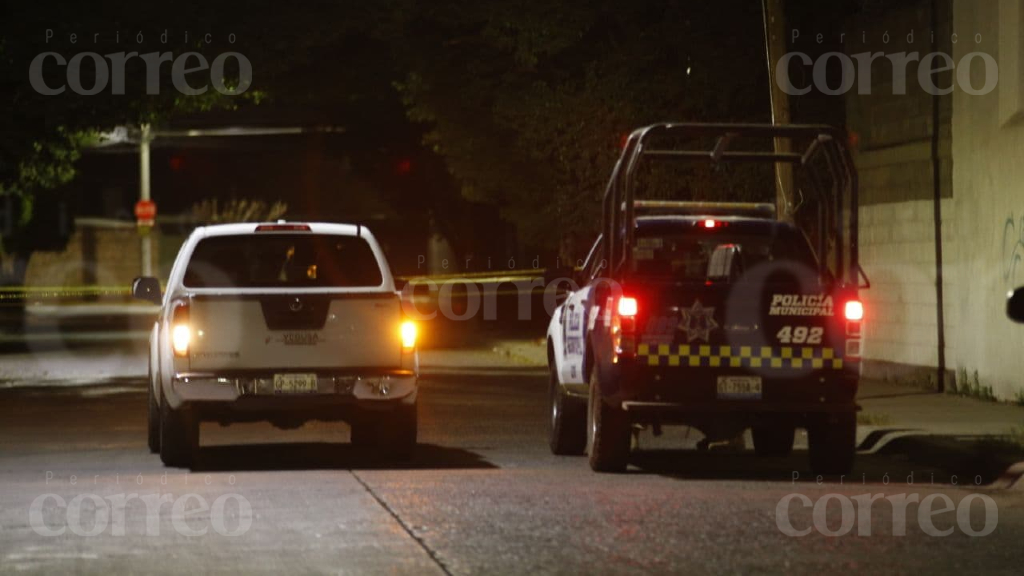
[{"left": 187, "top": 293, "right": 402, "bottom": 370}]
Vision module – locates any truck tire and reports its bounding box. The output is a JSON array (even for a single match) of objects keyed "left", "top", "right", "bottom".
[
  {"left": 587, "top": 369, "right": 630, "bottom": 472},
  {"left": 147, "top": 368, "right": 160, "bottom": 454},
  {"left": 808, "top": 413, "right": 855, "bottom": 475},
  {"left": 352, "top": 402, "right": 417, "bottom": 461},
  {"left": 752, "top": 424, "right": 795, "bottom": 457},
  {"left": 549, "top": 364, "right": 586, "bottom": 455},
  {"left": 159, "top": 389, "right": 198, "bottom": 468}
]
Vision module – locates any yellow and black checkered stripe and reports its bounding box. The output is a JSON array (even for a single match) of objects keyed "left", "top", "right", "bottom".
[{"left": 636, "top": 343, "right": 845, "bottom": 370}]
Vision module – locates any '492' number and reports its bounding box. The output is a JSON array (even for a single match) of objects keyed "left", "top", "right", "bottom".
[{"left": 776, "top": 326, "right": 823, "bottom": 344}]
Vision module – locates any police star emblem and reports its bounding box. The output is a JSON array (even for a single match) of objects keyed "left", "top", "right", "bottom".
[{"left": 678, "top": 300, "right": 719, "bottom": 342}]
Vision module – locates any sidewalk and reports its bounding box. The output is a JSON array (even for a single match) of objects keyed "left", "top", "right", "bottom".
[
  {"left": 0, "top": 302, "right": 156, "bottom": 345},
  {"left": 0, "top": 344, "right": 147, "bottom": 389},
  {"left": 25, "top": 303, "right": 159, "bottom": 318},
  {"left": 490, "top": 338, "right": 1024, "bottom": 484},
  {"left": 858, "top": 381, "right": 1024, "bottom": 437},
  {"left": 490, "top": 338, "right": 549, "bottom": 366}
]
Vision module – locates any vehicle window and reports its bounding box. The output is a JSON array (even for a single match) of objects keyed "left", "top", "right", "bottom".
[
  {"left": 630, "top": 229, "right": 817, "bottom": 282},
  {"left": 183, "top": 234, "right": 384, "bottom": 288}
]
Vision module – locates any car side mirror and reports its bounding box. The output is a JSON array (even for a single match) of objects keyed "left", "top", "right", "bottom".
[
  {"left": 1008, "top": 287, "right": 1024, "bottom": 323},
  {"left": 132, "top": 277, "right": 162, "bottom": 305}
]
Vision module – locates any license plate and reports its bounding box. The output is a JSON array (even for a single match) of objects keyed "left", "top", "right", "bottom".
[
  {"left": 716, "top": 376, "right": 762, "bottom": 400},
  {"left": 273, "top": 373, "right": 318, "bottom": 394}
]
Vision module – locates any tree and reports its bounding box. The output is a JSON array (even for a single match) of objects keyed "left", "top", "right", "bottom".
[
  {"left": 191, "top": 198, "right": 287, "bottom": 224},
  {"left": 1, "top": 0, "right": 786, "bottom": 288},
  {"left": 0, "top": 2, "right": 381, "bottom": 285},
  {"left": 0, "top": 2, "right": 380, "bottom": 336},
  {"left": 384, "top": 0, "right": 773, "bottom": 255}
]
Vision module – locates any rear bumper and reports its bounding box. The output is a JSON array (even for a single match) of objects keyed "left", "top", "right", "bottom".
[
  {"left": 170, "top": 369, "right": 417, "bottom": 406},
  {"left": 189, "top": 393, "right": 412, "bottom": 425},
  {"left": 620, "top": 399, "right": 858, "bottom": 436},
  {"left": 622, "top": 400, "right": 858, "bottom": 419},
  {"left": 602, "top": 361, "right": 859, "bottom": 421}
]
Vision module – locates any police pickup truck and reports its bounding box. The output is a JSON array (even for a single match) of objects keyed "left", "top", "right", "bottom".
[
  {"left": 133, "top": 222, "right": 418, "bottom": 467},
  {"left": 546, "top": 123, "right": 865, "bottom": 474}
]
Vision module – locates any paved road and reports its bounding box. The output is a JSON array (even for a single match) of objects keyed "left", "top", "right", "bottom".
[{"left": 1, "top": 346, "right": 1022, "bottom": 574}]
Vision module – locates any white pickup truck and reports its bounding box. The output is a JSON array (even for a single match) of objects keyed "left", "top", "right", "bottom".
[{"left": 133, "top": 222, "right": 418, "bottom": 467}]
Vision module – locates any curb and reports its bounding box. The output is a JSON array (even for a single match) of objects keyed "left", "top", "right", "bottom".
[
  {"left": 907, "top": 435, "right": 1024, "bottom": 489},
  {"left": 994, "top": 462, "right": 1024, "bottom": 490},
  {"left": 856, "top": 431, "right": 1024, "bottom": 489}
]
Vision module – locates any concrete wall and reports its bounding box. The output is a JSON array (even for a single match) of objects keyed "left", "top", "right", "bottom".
[
  {"left": 24, "top": 219, "right": 184, "bottom": 290},
  {"left": 846, "top": 0, "right": 1024, "bottom": 399},
  {"left": 858, "top": 199, "right": 958, "bottom": 383},
  {"left": 948, "top": 0, "right": 1024, "bottom": 399},
  {"left": 845, "top": 0, "right": 957, "bottom": 386}
]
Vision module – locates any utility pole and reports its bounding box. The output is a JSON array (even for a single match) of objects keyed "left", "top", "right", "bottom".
[
  {"left": 139, "top": 123, "right": 153, "bottom": 277},
  {"left": 762, "top": 0, "right": 794, "bottom": 222},
  {"left": 119, "top": 124, "right": 344, "bottom": 279}
]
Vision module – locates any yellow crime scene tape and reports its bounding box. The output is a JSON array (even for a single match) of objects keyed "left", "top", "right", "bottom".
[
  {"left": 0, "top": 286, "right": 134, "bottom": 300},
  {"left": 0, "top": 270, "right": 571, "bottom": 302},
  {"left": 402, "top": 268, "right": 551, "bottom": 282}
]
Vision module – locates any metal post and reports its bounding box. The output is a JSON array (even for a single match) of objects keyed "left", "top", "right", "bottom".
[
  {"left": 87, "top": 123, "right": 346, "bottom": 278},
  {"left": 139, "top": 123, "right": 153, "bottom": 277},
  {"left": 930, "top": 0, "right": 947, "bottom": 392}
]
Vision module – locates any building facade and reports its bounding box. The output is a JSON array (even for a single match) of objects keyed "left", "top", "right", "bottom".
[{"left": 847, "top": 0, "right": 1023, "bottom": 399}]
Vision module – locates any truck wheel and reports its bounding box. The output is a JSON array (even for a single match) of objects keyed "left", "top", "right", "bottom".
[
  {"left": 808, "top": 413, "right": 856, "bottom": 475},
  {"left": 352, "top": 402, "right": 417, "bottom": 461},
  {"left": 752, "top": 424, "right": 795, "bottom": 457},
  {"left": 549, "top": 364, "right": 586, "bottom": 455},
  {"left": 159, "top": 389, "right": 198, "bottom": 468},
  {"left": 147, "top": 368, "right": 160, "bottom": 454},
  {"left": 586, "top": 369, "right": 630, "bottom": 472}
]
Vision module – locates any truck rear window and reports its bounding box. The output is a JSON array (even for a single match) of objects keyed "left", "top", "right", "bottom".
[
  {"left": 183, "top": 234, "right": 384, "bottom": 288},
  {"left": 630, "top": 230, "right": 817, "bottom": 282}
]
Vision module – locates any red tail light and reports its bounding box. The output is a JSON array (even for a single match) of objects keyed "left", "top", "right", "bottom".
[
  {"left": 613, "top": 296, "right": 638, "bottom": 363},
  {"left": 703, "top": 219, "right": 717, "bottom": 229},
  {"left": 255, "top": 224, "right": 311, "bottom": 232},
  {"left": 618, "top": 296, "right": 638, "bottom": 318},
  {"left": 844, "top": 300, "right": 864, "bottom": 321}
]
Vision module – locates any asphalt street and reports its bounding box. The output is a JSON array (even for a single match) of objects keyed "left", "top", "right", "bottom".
[{"left": 1, "top": 345, "right": 1023, "bottom": 574}]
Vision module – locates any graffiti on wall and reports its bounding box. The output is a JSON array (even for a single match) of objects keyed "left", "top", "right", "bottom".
[{"left": 1004, "top": 213, "right": 1024, "bottom": 288}]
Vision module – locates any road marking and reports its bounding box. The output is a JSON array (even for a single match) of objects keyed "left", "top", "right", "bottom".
[{"left": 350, "top": 471, "right": 452, "bottom": 576}]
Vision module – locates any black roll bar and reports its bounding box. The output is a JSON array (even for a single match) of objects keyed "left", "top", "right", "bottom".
[{"left": 602, "top": 122, "right": 859, "bottom": 286}]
